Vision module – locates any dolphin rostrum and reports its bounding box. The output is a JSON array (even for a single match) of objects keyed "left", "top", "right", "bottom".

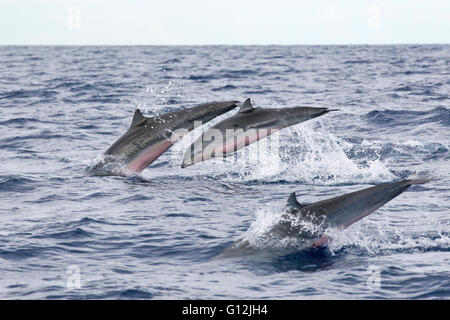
[
  {"left": 219, "top": 178, "right": 432, "bottom": 258},
  {"left": 181, "top": 98, "right": 336, "bottom": 168},
  {"left": 104, "top": 101, "right": 238, "bottom": 172}
]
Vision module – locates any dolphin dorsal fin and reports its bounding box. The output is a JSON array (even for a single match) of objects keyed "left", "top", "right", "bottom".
[
  {"left": 286, "top": 192, "right": 303, "bottom": 210},
  {"left": 239, "top": 98, "right": 255, "bottom": 113},
  {"left": 131, "top": 109, "right": 146, "bottom": 128}
]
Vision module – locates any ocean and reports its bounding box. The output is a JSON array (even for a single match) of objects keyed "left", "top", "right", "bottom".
[{"left": 0, "top": 45, "right": 448, "bottom": 299}]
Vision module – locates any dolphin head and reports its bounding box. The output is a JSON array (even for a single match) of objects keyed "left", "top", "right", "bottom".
[{"left": 275, "top": 106, "right": 337, "bottom": 128}]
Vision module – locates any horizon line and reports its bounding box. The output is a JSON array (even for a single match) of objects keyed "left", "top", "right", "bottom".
[{"left": 1, "top": 42, "right": 449, "bottom": 47}]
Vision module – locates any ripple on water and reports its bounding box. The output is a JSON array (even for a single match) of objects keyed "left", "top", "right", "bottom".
[{"left": 0, "top": 175, "right": 37, "bottom": 193}]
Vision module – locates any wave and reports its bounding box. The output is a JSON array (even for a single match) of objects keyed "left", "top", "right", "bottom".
[
  {"left": 0, "top": 118, "right": 56, "bottom": 127},
  {"left": 212, "top": 84, "right": 237, "bottom": 91},
  {"left": 366, "top": 107, "right": 449, "bottom": 126},
  {"left": 32, "top": 227, "right": 94, "bottom": 240},
  {"left": 0, "top": 89, "right": 58, "bottom": 100},
  {"left": 0, "top": 175, "right": 36, "bottom": 193},
  {"left": 50, "top": 288, "right": 155, "bottom": 299}
]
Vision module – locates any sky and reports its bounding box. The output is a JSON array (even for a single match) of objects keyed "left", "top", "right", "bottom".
[{"left": 0, "top": 0, "right": 449, "bottom": 45}]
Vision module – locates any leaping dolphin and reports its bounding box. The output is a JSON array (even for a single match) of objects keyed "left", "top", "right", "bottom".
[
  {"left": 181, "top": 98, "right": 335, "bottom": 168},
  {"left": 219, "top": 178, "right": 432, "bottom": 258},
  {"left": 104, "top": 101, "right": 238, "bottom": 172}
]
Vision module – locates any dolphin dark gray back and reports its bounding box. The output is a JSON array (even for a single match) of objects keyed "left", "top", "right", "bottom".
[{"left": 287, "top": 178, "right": 432, "bottom": 229}]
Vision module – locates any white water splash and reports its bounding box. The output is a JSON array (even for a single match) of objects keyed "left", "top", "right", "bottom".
[
  {"left": 246, "top": 121, "right": 394, "bottom": 184},
  {"left": 328, "top": 215, "right": 450, "bottom": 255},
  {"left": 232, "top": 204, "right": 450, "bottom": 257},
  {"left": 84, "top": 153, "right": 134, "bottom": 177},
  {"left": 137, "top": 81, "right": 186, "bottom": 116},
  {"left": 169, "top": 119, "right": 395, "bottom": 185},
  {"left": 236, "top": 206, "right": 324, "bottom": 252}
]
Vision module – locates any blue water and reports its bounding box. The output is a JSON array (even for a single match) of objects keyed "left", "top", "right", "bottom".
[{"left": 0, "top": 45, "right": 449, "bottom": 299}]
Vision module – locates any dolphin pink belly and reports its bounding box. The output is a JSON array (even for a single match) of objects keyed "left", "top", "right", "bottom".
[
  {"left": 214, "top": 128, "right": 280, "bottom": 155},
  {"left": 311, "top": 236, "right": 330, "bottom": 248},
  {"left": 126, "top": 140, "right": 174, "bottom": 172}
]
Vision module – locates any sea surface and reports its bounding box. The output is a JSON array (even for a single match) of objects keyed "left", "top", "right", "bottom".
[{"left": 0, "top": 45, "right": 449, "bottom": 299}]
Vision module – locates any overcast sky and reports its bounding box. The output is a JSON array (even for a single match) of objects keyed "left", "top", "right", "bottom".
[{"left": 1, "top": 0, "right": 449, "bottom": 45}]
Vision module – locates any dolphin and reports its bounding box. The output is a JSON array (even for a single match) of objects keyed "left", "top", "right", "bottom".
[
  {"left": 181, "top": 98, "right": 336, "bottom": 168},
  {"left": 104, "top": 101, "right": 238, "bottom": 172},
  {"left": 219, "top": 178, "right": 432, "bottom": 258}
]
